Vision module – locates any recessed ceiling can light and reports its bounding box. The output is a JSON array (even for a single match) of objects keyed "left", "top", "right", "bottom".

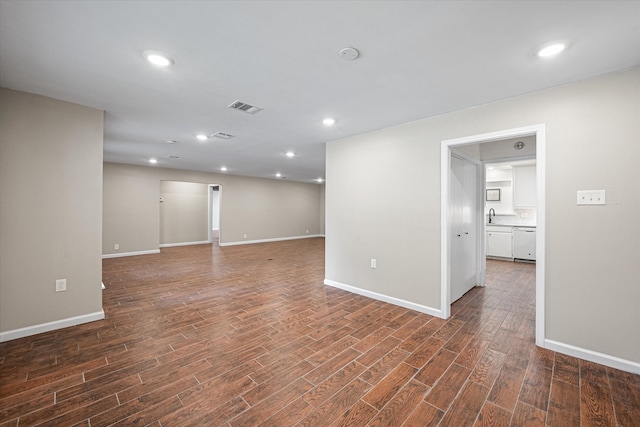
[
  {"left": 323, "top": 118, "right": 336, "bottom": 126},
  {"left": 149, "top": 158, "right": 158, "bottom": 164},
  {"left": 537, "top": 43, "right": 566, "bottom": 58},
  {"left": 196, "top": 133, "right": 208, "bottom": 141},
  {"left": 143, "top": 50, "right": 174, "bottom": 67},
  {"left": 286, "top": 151, "right": 295, "bottom": 158},
  {"left": 165, "top": 139, "right": 177, "bottom": 144},
  {"left": 276, "top": 173, "right": 282, "bottom": 178},
  {"left": 220, "top": 166, "right": 228, "bottom": 172},
  {"left": 315, "top": 178, "right": 324, "bottom": 183}
]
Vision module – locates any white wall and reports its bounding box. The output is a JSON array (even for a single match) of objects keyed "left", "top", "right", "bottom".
[
  {"left": 326, "top": 68, "right": 640, "bottom": 366},
  {"left": 485, "top": 167, "right": 514, "bottom": 215},
  {"left": 0, "top": 88, "right": 104, "bottom": 339}
]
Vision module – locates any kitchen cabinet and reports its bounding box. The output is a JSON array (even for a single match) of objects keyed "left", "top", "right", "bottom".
[
  {"left": 513, "top": 165, "right": 536, "bottom": 207},
  {"left": 486, "top": 226, "right": 512, "bottom": 258},
  {"left": 513, "top": 227, "right": 536, "bottom": 261}
]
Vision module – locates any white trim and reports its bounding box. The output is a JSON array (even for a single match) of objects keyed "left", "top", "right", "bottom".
[
  {"left": 0, "top": 311, "right": 105, "bottom": 343},
  {"left": 535, "top": 127, "right": 546, "bottom": 347},
  {"left": 159, "top": 240, "right": 209, "bottom": 248},
  {"left": 101, "top": 282, "right": 105, "bottom": 290},
  {"left": 102, "top": 249, "right": 160, "bottom": 259},
  {"left": 324, "top": 279, "right": 443, "bottom": 318},
  {"left": 440, "top": 142, "right": 451, "bottom": 319},
  {"left": 219, "top": 234, "right": 323, "bottom": 247},
  {"left": 441, "top": 124, "right": 546, "bottom": 347},
  {"left": 545, "top": 339, "right": 640, "bottom": 375}
]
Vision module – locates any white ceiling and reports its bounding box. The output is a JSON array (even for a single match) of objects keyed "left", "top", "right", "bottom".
[{"left": 1, "top": 1, "right": 639, "bottom": 183}]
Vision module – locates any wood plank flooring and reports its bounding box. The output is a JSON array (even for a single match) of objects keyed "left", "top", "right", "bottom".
[{"left": 1, "top": 237, "right": 638, "bottom": 426}]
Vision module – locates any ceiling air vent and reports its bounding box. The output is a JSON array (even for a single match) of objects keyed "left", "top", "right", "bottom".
[
  {"left": 228, "top": 100, "right": 263, "bottom": 114},
  {"left": 211, "top": 132, "right": 235, "bottom": 139}
]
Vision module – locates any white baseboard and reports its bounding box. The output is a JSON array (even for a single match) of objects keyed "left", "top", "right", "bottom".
[
  {"left": 159, "top": 240, "right": 209, "bottom": 248},
  {"left": 545, "top": 339, "right": 640, "bottom": 375},
  {"left": 102, "top": 249, "right": 160, "bottom": 259},
  {"left": 324, "top": 279, "right": 443, "bottom": 318},
  {"left": 220, "top": 234, "right": 323, "bottom": 247},
  {"left": 0, "top": 311, "right": 105, "bottom": 343}
]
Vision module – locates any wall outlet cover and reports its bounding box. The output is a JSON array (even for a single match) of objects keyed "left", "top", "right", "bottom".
[{"left": 577, "top": 190, "right": 606, "bottom": 205}]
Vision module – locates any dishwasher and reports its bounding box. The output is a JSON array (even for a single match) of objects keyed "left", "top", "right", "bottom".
[{"left": 513, "top": 227, "right": 536, "bottom": 261}]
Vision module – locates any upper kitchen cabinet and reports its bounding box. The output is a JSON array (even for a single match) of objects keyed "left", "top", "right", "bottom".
[{"left": 513, "top": 165, "right": 536, "bottom": 208}]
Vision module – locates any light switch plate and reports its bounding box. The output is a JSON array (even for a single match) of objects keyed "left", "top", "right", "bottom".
[{"left": 577, "top": 190, "right": 606, "bottom": 205}]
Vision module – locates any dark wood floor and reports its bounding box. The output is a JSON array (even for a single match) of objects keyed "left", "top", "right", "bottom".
[{"left": 1, "top": 237, "right": 638, "bottom": 426}]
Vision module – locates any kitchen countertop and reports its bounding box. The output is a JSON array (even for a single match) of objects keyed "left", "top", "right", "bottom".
[
  {"left": 486, "top": 215, "right": 536, "bottom": 227},
  {"left": 487, "top": 223, "right": 536, "bottom": 228}
]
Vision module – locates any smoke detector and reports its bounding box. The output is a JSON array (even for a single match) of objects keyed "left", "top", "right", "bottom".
[{"left": 339, "top": 47, "right": 359, "bottom": 60}]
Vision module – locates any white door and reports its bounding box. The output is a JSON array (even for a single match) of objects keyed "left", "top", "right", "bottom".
[{"left": 450, "top": 155, "right": 478, "bottom": 302}]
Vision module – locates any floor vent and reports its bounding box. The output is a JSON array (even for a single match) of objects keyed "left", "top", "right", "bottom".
[
  {"left": 211, "top": 132, "right": 235, "bottom": 139},
  {"left": 228, "top": 100, "right": 263, "bottom": 114}
]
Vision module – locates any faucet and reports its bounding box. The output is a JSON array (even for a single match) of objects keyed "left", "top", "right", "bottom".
[{"left": 488, "top": 208, "right": 495, "bottom": 224}]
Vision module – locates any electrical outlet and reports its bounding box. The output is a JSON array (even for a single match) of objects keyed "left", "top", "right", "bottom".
[
  {"left": 306, "top": 229, "right": 309, "bottom": 234},
  {"left": 243, "top": 234, "right": 247, "bottom": 239},
  {"left": 577, "top": 190, "right": 606, "bottom": 205},
  {"left": 370, "top": 258, "right": 377, "bottom": 269},
  {"left": 55, "top": 279, "right": 67, "bottom": 292},
  {"left": 114, "top": 243, "right": 119, "bottom": 250}
]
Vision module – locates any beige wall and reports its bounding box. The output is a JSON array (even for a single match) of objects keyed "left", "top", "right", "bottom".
[
  {"left": 0, "top": 88, "right": 104, "bottom": 335},
  {"left": 103, "top": 163, "right": 323, "bottom": 255},
  {"left": 326, "top": 68, "right": 640, "bottom": 364},
  {"left": 160, "top": 181, "right": 209, "bottom": 245}
]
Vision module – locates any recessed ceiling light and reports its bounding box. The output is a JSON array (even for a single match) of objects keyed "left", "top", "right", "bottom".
[
  {"left": 276, "top": 173, "right": 282, "bottom": 178},
  {"left": 196, "top": 133, "right": 208, "bottom": 141},
  {"left": 537, "top": 43, "right": 566, "bottom": 58},
  {"left": 149, "top": 158, "right": 158, "bottom": 164},
  {"left": 323, "top": 118, "right": 336, "bottom": 126},
  {"left": 164, "top": 139, "right": 177, "bottom": 144},
  {"left": 220, "top": 166, "right": 228, "bottom": 172},
  {"left": 315, "top": 178, "right": 324, "bottom": 183},
  {"left": 143, "top": 50, "right": 174, "bottom": 67},
  {"left": 286, "top": 151, "right": 295, "bottom": 158}
]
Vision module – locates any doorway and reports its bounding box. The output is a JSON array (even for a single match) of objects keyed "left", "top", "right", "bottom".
[
  {"left": 441, "top": 124, "right": 546, "bottom": 346},
  {"left": 208, "top": 185, "right": 221, "bottom": 245}
]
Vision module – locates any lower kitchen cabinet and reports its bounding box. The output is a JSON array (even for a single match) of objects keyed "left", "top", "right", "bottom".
[{"left": 486, "top": 226, "right": 512, "bottom": 258}]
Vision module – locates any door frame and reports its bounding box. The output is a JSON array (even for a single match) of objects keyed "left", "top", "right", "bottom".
[{"left": 441, "top": 124, "right": 546, "bottom": 346}]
